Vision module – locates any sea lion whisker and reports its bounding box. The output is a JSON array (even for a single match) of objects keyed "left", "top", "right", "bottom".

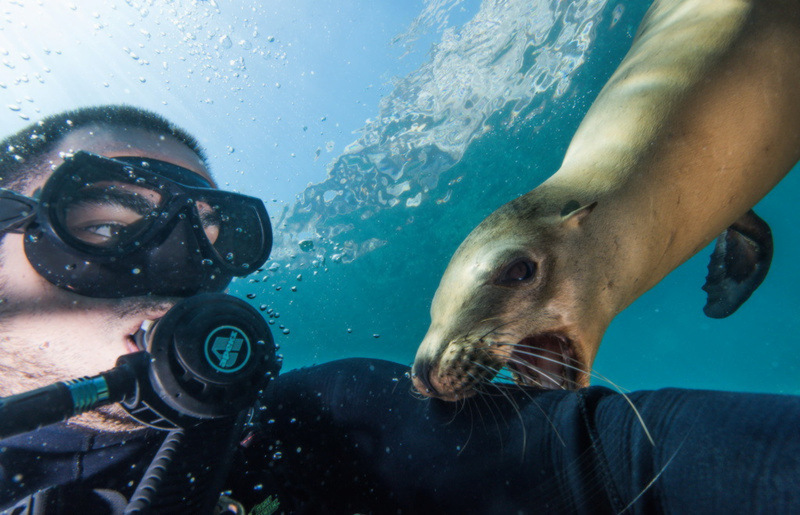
[
  {"left": 499, "top": 351, "right": 570, "bottom": 390},
  {"left": 496, "top": 344, "right": 584, "bottom": 384},
  {"left": 457, "top": 401, "right": 476, "bottom": 456},
  {"left": 472, "top": 361, "right": 567, "bottom": 449},
  {"left": 495, "top": 387, "right": 570, "bottom": 450},
  {"left": 408, "top": 384, "right": 431, "bottom": 401},
  {"left": 500, "top": 342, "right": 582, "bottom": 367},
  {"left": 469, "top": 365, "right": 529, "bottom": 456},
  {"left": 498, "top": 345, "right": 583, "bottom": 387},
  {"left": 471, "top": 362, "right": 535, "bottom": 422},
  {"left": 466, "top": 369, "right": 511, "bottom": 453},
  {"left": 498, "top": 347, "right": 655, "bottom": 445},
  {"left": 581, "top": 368, "right": 657, "bottom": 446},
  {"left": 491, "top": 360, "right": 547, "bottom": 389},
  {"left": 619, "top": 431, "right": 693, "bottom": 513},
  {"left": 501, "top": 366, "right": 547, "bottom": 389},
  {"left": 443, "top": 396, "right": 468, "bottom": 424}
]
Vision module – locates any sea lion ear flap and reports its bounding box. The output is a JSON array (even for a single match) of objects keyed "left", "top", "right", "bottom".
[{"left": 560, "top": 200, "right": 598, "bottom": 229}]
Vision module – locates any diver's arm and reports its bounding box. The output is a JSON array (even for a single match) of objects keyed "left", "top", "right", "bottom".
[{"left": 238, "top": 358, "right": 800, "bottom": 514}]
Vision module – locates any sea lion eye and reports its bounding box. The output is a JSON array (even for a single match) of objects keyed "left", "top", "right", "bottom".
[{"left": 497, "top": 259, "right": 536, "bottom": 284}]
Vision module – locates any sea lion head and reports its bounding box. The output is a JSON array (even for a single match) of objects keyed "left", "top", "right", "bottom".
[{"left": 412, "top": 194, "right": 612, "bottom": 400}]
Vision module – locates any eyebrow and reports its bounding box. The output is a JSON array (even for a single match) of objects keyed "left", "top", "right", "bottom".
[
  {"left": 71, "top": 187, "right": 157, "bottom": 217},
  {"left": 198, "top": 206, "right": 222, "bottom": 227}
]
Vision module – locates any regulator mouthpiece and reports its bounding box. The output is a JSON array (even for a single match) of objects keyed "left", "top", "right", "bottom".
[{"left": 125, "top": 293, "right": 281, "bottom": 429}]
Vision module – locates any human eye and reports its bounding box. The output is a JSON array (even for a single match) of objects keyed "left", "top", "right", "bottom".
[
  {"left": 71, "top": 221, "right": 128, "bottom": 245},
  {"left": 63, "top": 204, "right": 147, "bottom": 247}
]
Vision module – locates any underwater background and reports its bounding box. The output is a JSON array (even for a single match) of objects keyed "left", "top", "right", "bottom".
[{"left": 2, "top": 0, "right": 798, "bottom": 395}]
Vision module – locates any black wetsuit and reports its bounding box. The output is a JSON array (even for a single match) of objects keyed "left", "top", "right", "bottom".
[
  {"left": 234, "top": 358, "right": 800, "bottom": 514},
  {"left": 2, "top": 358, "right": 799, "bottom": 514},
  {"left": 0, "top": 425, "right": 159, "bottom": 513}
]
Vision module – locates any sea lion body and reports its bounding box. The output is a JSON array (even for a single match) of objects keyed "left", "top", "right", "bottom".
[{"left": 412, "top": 0, "right": 800, "bottom": 400}]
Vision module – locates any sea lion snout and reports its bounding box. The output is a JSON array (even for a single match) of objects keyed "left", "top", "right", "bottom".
[{"left": 412, "top": 332, "right": 499, "bottom": 400}]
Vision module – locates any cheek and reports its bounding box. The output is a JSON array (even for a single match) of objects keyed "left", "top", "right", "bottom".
[{"left": 0, "top": 234, "right": 54, "bottom": 299}]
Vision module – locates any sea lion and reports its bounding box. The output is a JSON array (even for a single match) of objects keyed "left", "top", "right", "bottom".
[{"left": 412, "top": 0, "right": 800, "bottom": 401}]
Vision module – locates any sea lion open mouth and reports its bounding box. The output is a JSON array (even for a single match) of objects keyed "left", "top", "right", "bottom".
[{"left": 505, "top": 333, "right": 579, "bottom": 389}]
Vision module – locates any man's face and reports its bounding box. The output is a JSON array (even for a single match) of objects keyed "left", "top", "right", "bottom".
[{"left": 0, "top": 125, "right": 212, "bottom": 401}]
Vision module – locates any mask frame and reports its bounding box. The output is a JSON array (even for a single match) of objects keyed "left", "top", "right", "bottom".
[{"left": 0, "top": 151, "right": 272, "bottom": 298}]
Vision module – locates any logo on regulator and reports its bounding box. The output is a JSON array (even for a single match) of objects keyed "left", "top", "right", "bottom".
[{"left": 204, "top": 325, "right": 252, "bottom": 373}]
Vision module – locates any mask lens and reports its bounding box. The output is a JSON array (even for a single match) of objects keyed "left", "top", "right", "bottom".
[
  {"left": 200, "top": 196, "right": 267, "bottom": 269},
  {"left": 56, "top": 180, "right": 164, "bottom": 248}
]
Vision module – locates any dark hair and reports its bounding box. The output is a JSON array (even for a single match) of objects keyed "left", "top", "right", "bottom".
[{"left": 0, "top": 104, "right": 208, "bottom": 190}]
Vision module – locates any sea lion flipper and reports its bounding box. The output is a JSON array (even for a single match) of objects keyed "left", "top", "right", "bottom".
[{"left": 702, "top": 209, "right": 773, "bottom": 319}]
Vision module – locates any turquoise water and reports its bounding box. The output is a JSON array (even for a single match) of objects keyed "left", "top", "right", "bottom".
[
  {"left": 2, "top": 0, "right": 797, "bottom": 395},
  {"left": 233, "top": 1, "right": 800, "bottom": 395}
]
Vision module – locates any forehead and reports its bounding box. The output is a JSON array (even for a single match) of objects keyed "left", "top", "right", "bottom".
[{"left": 29, "top": 125, "right": 213, "bottom": 192}]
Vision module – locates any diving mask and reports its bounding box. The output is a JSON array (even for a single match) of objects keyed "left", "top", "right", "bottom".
[{"left": 0, "top": 151, "right": 272, "bottom": 297}]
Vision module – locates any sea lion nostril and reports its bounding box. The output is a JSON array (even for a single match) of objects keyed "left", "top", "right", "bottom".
[{"left": 411, "top": 360, "right": 439, "bottom": 396}]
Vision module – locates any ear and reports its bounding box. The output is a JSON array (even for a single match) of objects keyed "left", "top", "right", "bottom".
[{"left": 560, "top": 200, "right": 597, "bottom": 229}]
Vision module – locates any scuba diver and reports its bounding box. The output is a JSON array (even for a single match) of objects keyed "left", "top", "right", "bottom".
[
  {"left": 0, "top": 106, "right": 798, "bottom": 515},
  {"left": 0, "top": 105, "right": 279, "bottom": 513}
]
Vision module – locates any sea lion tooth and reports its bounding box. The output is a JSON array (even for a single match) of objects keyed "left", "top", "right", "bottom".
[{"left": 413, "top": 0, "right": 800, "bottom": 400}]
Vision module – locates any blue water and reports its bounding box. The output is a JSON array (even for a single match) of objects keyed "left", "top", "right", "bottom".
[
  {"left": 2, "top": 0, "right": 797, "bottom": 395},
  {"left": 234, "top": 0, "right": 800, "bottom": 395}
]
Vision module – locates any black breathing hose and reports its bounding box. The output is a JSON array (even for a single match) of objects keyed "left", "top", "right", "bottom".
[{"left": 125, "top": 429, "right": 186, "bottom": 514}]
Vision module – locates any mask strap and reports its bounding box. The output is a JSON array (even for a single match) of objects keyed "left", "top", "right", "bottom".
[{"left": 0, "top": 189, "right": 38, "bottom": 234}]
